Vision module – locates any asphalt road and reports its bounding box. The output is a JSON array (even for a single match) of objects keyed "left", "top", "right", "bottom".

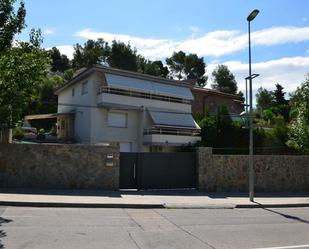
[{"left": 0, "top": 206, "right": 309, "bottom": 249}]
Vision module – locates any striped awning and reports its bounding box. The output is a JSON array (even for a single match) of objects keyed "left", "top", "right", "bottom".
[
  {"left": 105, "top": 73, "right": 193, "bottom": 100},
  {"left": 148, "top": 110, "right": 200, "bottom": 130}
]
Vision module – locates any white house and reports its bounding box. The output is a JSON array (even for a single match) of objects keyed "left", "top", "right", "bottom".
[{"left": 55, "top": 65, "right": 200, "bottom": 152}]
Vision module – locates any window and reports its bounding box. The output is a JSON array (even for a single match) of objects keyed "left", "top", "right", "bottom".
[
  {"left": 72, "top": 88, "right": 75, "bottom": 96},
  {"left": 81, "top": 81, "right": 88, "bottom": 95},
  {"left": 107, "top": 112, "right": 127, "bottom": 128}
]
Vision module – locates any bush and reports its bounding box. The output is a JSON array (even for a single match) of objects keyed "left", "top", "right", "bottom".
[{"left": 13, "top": 126, "right": 24, "bottom": 140}]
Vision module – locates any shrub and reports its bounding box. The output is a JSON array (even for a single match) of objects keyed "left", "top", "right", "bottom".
[{"left": 13, "top": 126, "right": 24, "bottom": 140}]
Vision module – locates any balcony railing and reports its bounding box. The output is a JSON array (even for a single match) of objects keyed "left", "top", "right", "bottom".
[
  {"left": 98, "top": 86, "right": 192, "bottom": 105},
  {"left": 144, "top": 127, "right": 200, "bottom": 137}
]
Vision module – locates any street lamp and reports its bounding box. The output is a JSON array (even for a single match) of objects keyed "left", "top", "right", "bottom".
[{"left": 247, "top": 9, "right": 259, "bottom": 202}]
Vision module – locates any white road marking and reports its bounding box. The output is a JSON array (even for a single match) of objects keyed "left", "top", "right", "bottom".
[{"left": 254, "top": 245, "right": 309, "bottom": 249}]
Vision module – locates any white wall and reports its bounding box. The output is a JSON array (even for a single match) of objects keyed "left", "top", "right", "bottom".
[
  {"left": 57, "top": 74, "right": 99, "bottom": 143},
  {"left": 90, "top": 108, "right": 141, "bottom": 151}
]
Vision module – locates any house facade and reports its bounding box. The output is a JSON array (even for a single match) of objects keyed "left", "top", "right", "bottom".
[
  {"left": 55, "top": 65, "right": 200, "bottom": 152},
  {"left": 191, "top": 87, "right": 244, "bottom": 118}
]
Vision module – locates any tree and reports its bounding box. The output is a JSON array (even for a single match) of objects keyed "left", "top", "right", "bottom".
[
  {"left": 256, "top": 87, "right": 274, "bottom": 110},
  {"left": 72, "top": 39, "right": 109, "bottom": 69},
  {"left": 237, "top": 91, "right": 245, "bottom": 102},
  {"left": 166, "top": 51, "right": 207, "bottom": 87},
  {"left": 273, "top": 83, "right": 287, "bottom": 105},
  {"left": 137, "top": 57, "right": 169, "bottom": 78},
  {"left": 106, "top": 41, "right": 138, "bottom": 71},
  {"left": 211, "top": 65, "right": 238, "bottom": 94},
  {"left": 287, "top": 75, "right": 309, "bottom": 153},
  {"left": 0, "top": 29, "right": 49, "bottom": 129},
  {"left": 49, "top": 47, "right": 71, "bottom": 72},
  {"left": 0, "top": 0, "right": 26, "bottom": 52}
]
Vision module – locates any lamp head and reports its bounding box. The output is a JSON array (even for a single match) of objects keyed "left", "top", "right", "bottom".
[{"left": 247, "top": 9, "right": 259, "bottom": 22}]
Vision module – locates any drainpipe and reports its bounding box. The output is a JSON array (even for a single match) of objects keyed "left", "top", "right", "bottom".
[{"left": 138, "top": 106, "right": 145, "bottom": 152}]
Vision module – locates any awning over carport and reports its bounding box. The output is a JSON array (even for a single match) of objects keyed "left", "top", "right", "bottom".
[{"left": 24, "top": 112, "right": 75, "bottom": 120}]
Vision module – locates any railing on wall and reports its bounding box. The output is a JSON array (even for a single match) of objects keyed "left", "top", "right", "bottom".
[
  {"left": 98, "top": 86, "right": 192, "bottom": 105},
  {"left": 144, "top": 127, "right": 200, "bottom": 137}
]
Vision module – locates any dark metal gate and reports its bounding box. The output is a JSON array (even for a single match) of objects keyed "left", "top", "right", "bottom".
[{"left": 119, "top": 152, "right": 196, "bottom": 190}]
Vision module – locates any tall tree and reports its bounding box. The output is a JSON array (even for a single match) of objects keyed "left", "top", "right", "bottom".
[
  {"left": 107, "top": 41, "right": 138, "bottom": 71},
  {"left": 256, "top": 87, "right": 274, "bottom": 110},
  {"left": 72, "top": 39, "right": 109, "bottom": 69},
  {"left": 288, "top": 75, "right": 309, "bottom": 153},
  {"left": 49, "top": 47, "right": 71, "bottom": 72},
  {"left": 273, "top": 83, "right": 287, "bottom": 105},
  {"left": 166, "top": 51, "right": 207, "bottom": 87},
  {"left": 0, "top": 29, "right": 49, "bottom": 129},
  {"left": 0, "top": 0, "right": 26, "bottom": 52},
  {"left": 211, "top": 65, "right": 238, "bottom": 94}
]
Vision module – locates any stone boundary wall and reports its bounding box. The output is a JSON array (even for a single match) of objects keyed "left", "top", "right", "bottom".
[
  {"left": 197, "top": 147, "right": 309, "bottom": 192},
  {"left": 0, "top": 143, "right": 120, "bottom": 190}
]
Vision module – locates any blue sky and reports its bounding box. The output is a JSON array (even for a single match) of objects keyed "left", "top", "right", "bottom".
[{"left": 18, "top": 0, "right": 309, "bottom": 96}]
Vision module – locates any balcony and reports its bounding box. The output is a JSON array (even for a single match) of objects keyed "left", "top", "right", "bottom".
[
  {"left": 97, "top": 86, "right": 192, "bottom": 112},
  {"left": 143, "top": 127, "right": 201, "bottom": 146}
]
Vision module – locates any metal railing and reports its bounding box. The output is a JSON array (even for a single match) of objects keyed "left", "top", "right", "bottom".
[
  {"left": 144, "top": 127, "right": 200, "bottom": 137},
  {"left": 98, "top": 86, "right": 192, "bottom": 105}
]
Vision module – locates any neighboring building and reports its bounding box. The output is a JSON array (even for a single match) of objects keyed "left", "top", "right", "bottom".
[
  {"left": 55, "top": 65, "right": 200, "bottom": 152},
  {"left": 191, "top": 87, "right": 244, "bottom": 118}
]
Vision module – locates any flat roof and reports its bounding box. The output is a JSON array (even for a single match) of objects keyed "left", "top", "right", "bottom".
[
  {"left": 24, "top": 112, "right": 75, "bottom": 120},
  {"left": 192, "top": 87, "right": 242, "bottom": 100}
]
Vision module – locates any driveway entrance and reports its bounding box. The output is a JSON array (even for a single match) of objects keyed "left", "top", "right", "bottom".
[{"left": 119, "top": 152, "right": 196, "bottom": 190}]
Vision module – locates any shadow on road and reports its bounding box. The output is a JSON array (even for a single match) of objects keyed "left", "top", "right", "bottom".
[
  {"left": 0, "top": 216, "right": 12, "bottom": 249},
  {"left": 254, "top": 202, "right": 309, "bottom": 224}
]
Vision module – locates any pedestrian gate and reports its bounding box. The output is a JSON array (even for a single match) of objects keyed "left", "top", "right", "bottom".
[{"left": 119, "top": 152, "right": 196, "bottom": 190}]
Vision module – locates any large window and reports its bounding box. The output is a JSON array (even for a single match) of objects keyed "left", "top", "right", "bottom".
[
  {"left": 107, "top": 112, "right": 127, "bottom": 128},
  {"left": 81, "top": 81, "right": 88, "bottom": 95}
]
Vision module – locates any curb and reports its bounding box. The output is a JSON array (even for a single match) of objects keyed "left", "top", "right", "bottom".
[
  {"left": 1, "top": 201, "right": 309, "bottom": 209},
  {"left": 235, "top": 203, "right": 309, "bottom": 208},
  {"left": 0, "top": 201, "right": 165, "bottom": 209},
  {"left": 164, "top": 203, "right": 236, "bottom": 209}
]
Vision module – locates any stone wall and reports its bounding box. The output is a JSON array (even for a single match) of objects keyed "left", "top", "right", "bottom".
[
  {"left": 197, "top": 147, "right": 309, "bottom": 192},
  {"left": 0, "top": 143, "right": 120, "bottom": 190}
]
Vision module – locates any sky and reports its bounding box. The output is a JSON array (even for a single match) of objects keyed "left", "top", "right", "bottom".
[{"left": 18, "top": 0, "right": 309, "bottom": 98}]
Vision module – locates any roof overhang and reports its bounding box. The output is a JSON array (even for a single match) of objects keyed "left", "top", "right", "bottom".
[{"left": 55, "top": 65, "right": 193, "bottom": 95}]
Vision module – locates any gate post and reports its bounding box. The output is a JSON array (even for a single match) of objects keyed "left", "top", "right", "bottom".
[{"left": 196, "top": 147, "right": 213, "bottom": 191}]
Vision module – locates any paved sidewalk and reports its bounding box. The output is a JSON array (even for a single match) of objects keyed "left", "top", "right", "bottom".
[{"left": 0, "top": 189, "right": 309, "bottom": 208}]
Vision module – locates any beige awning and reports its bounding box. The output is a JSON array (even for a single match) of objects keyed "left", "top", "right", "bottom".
[{"left": 24, "top": 112, "right": 75, "bottom": 120}]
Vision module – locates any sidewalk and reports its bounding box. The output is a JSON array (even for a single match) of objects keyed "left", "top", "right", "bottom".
[{"left": 0, "top": 188, "right": 309, "bottom": 209}]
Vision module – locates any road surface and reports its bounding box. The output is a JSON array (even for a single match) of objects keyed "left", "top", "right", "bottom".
[{"left": 0, "top": 206, "right": 309, "bottom": 249}]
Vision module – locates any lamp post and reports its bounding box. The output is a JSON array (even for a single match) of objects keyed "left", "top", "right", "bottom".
[{"left": 247, "top": 9, "right": 259, "bottom": 202}]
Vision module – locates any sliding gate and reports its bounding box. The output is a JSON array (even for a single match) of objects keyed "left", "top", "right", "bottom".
[{"left": 119, "top": 152, "right": 196, "bottom": 190}]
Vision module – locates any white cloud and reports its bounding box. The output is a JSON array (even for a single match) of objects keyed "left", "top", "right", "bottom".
[
  {"left": 43, "top": 28, "right": 55, "bottom": 35},
  {"left": 207, "top": 56, "right": 309, "bottom": 102},
  {"left": 75, "top": 26, "right": 309, "bottom": 60},
  {"left": 252, "top": 26, "right": 309, "bottom": 46}
]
